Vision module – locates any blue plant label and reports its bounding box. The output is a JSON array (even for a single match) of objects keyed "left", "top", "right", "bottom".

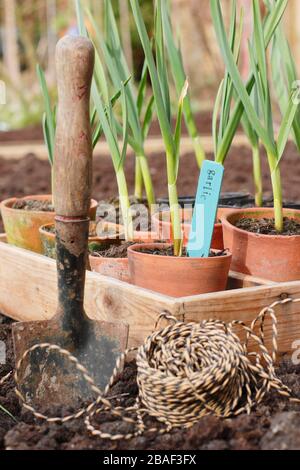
[{"left": 187, "top": 160, "right": 224, "bottom": 258}]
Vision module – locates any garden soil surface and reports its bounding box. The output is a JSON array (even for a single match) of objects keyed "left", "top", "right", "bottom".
[
  {"left": 1, "top": 141, "right": 300, "bottom": 233},
  {"left": 1, "top": 315, "right": 300, "bottom": 450},
  {"left": 1, "top": 118, "right": 300, "bottom": 450}
]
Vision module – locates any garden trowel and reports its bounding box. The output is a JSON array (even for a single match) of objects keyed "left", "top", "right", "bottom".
[{"left": 12, "top": 36, "right": 128, "bottom": 408}]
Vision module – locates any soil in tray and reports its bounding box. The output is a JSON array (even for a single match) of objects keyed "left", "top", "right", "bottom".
[
  {"left": 12, "top": 198, "right": 54, "bottom": 212},
  {"left": 1, "top": 313, "right": 300, "bottom": 450},
  {"left": 136, "top": 246, "right": 228, "bottom": 257},
  {"left": 90, "top": 241, "right": 136, "bottom": 258},
  {"left": 236, "top": 217, "right": 300, "bottom": 236}
]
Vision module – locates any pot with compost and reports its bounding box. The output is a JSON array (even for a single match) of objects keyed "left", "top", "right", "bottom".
[
  {"left": 127, "top": 0, "right": 232, "bottom": 297},
  {"left": 0, "top": 65, "right": 99, "bottom": 254},
  {"left": 211, "top": 0, "right": 300, "bottom": 282}
]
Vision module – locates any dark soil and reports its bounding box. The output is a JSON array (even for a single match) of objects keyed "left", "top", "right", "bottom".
[
  {"left": 0, "top": 125, "right": 44, "bottom": 143},
  {"left": 236, "top": 217, "right": 300, "bottom": 236},
  {"left": 90, "top": 241, "right": 136, "bottom": 259},
  {"left": 1, "top": 314, "right": 300, "bottom": 450},
  {"left": 136, "top": 246, "right": 228, "bottom": 257},
  {"left": 1, "top": 142, "right": 300, "bottom": 233},
  {"left": 12, "top": 198, "right": 54, "bottom": 212},
  {"left": 0, "top": 111, "right": 214, "bottom": 144},
  {"left": 2, "top": 118, "right": 300, "bottom": 450}
]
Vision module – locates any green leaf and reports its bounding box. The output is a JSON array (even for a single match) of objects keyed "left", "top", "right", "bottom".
[
  {"left": 218, "top": 0, "right": 239, "bottom": 144},
  {"left": 36, "top": 65, "right": 55, "bottom": 166},
  {"left": 253, "top": 0, "right": 268, "bottom": 95},
  {"left": 119, "top": 84, "right": 129, "bottom": 172},
  {"left": 76, "top": 0, "right": 109, "bottom": 103},
  {"left": 0, "top": 403, "right": 17, "bottom": 423},
  {"left": 210, "top": 0, "right": 277, "bottom": 157},
  {"left": 130, "top": 0, "right": 175, "bottom": 159},
  {"left": 271, "top": 24, "right": 300, "bottom": 153},
  {"left": 215, "top": 0, "right": 288, "bottom": 164},
  {"left": 91, "top": 107, "right": 97, "bottom": 127},
  {"left": 42, "top": 112, "right": 53, "bottom": 165},
  {"left": 277, "top": 91, "right": 299, "bottom": 162},
  {"left": 160, "top": 0, "right": 205, "bottom": 164},
  {"left": 155, "top": 0, "right": 171, "bottom": 122},
  {"left": 174, "top": 80, "right": 189, "bottom": 180},
  {"left": 213, "top": 79, "right": 224, "bottom": 157},
  {"left": 92, "top": 121, "right": 103, "bottom": 149},
  {"left": 137, "top": 59, "right": 149, "bottom": 117},
  {"left": 142, "top": 95, "right": 155, "bottom": 140},
  {"left": 87, "top": 4, "right": 142, "bottom": 147}
]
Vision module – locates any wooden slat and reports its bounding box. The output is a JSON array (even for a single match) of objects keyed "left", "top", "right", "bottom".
[
  {"left": 0, "top": 240, "right": 300, "bottom": 355},
  {"left": 228, "top": 270, "right": 275, "bottom": 289},
  {"left": 0, "top": 241, "right": 178, "bottom": 348},
  {"left": 179, "top": 282, "right": 300, "bottom": 356}
]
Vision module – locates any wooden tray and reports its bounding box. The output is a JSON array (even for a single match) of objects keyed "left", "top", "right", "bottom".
[{"left": 0, "top": 237, "right": 300, "bottom": 357}]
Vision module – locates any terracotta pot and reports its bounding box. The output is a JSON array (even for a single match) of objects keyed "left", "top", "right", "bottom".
[
  {"left": 89, "top": 238, "right": 130, "bottom": 283},
  {"left": 0, "top": 195, "right": 98, "bottom": 254},
  {"left": 152, "top": 208, "right": 225, "bottom": 250},
  {"left": 90, "top": 255, "right": 130, "bottom": 283},
  {"left": 128, "top": 243, "right": 232, "bottom": 297},
  {"left": 222, "top": 207, "right": 300, "bottom": 282},
  {"left": 39, "top": 221, "right": 119, "bottom": 260},
  {"left": 89, "top": 228, "right": 158, "bottom": 282}
]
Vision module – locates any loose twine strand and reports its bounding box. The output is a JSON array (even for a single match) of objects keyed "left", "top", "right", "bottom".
[{"left": 1, "top": 297, "right": 300, "bottom": 441}]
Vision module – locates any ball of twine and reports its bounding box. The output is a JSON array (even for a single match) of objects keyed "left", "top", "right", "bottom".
[
  {"left": 11, "top": 299, "right": 300, "bottom": 439},
  {"left": 136, "top": 310, "right": 293, "bottom": 428}
]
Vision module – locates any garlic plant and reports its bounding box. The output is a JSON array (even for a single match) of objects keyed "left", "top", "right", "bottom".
[{"left": 211, "top": 0, "right": 297, "bottom": 231}]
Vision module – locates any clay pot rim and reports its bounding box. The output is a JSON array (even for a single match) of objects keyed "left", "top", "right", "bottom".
[
  {"left": 222, "top": 207, "right": 300, "bottom": 240},
  {"left": 89, "top": 238, "right": 128, "bottom": 262},
  {"left": 39, "top": 223, "right": 122, "bottom": 243},
  {"left": 152, "top": 208, "right": 223, "bottom": 229},
  {"left": 1, "top": 195, "right": 98, "bottom": 216},
  {"left": 1, "top": 195, "right": 54, "bottom": 216},
  {"left": 89, "top": 253, "right": 129, "bottom": 262},
  {"left": 128, "top": 242, "right": 232, "bottom": 262}
]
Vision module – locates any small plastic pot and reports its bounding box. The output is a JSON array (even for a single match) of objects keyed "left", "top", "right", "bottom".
[{"left": 128, "top": 243, "right": 232, "bottom": 298}]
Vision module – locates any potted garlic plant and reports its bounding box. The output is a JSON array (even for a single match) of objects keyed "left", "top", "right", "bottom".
[
  {"left": 37, "top": 62, "right": 129, "bottom": 259},
  {"left": 79, "top": 0, "right": 159, "bottom": 241},
  {"left": 127, "top": 0, "right": 232, "bottom": 298},
  {"left": 150, "top": 0, "right": 224, "bottom": 248},
  {"left": 151, "top": 0, "right": 281, "bottom": 249},
  {"left": 211, "top": 0, "right": 300, "bottom": 282},
  {"left": 76, "top": 0, "right": 144, "bottom": 283},
  {"left": 0, "top": 66, "right": 98, "bottom": 254}
]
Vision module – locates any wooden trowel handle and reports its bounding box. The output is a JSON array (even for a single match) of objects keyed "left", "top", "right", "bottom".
[{"left": 54, "top": 36, "right": 95, "bottom": 217}]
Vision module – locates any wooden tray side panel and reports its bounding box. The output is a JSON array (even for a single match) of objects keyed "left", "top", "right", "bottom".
[
  {"left": 1, "top": 241, "right": 300, "bottom": 355},
  {"left": 0, "top": 242, "right": 179, "bottom": 348},
  {"left": 180, "top": 283, "right": 300, "bottom": 357}
]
